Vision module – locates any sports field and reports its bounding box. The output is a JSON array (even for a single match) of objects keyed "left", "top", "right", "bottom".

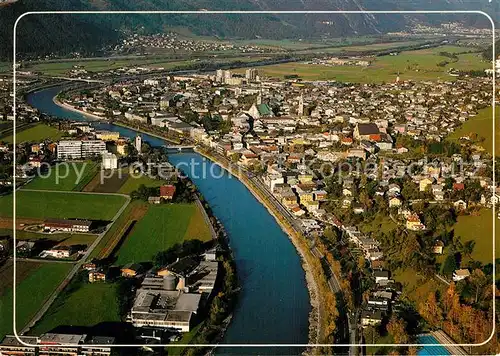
[
  {"left": 114, "top": 203, "right": 212, "bottom": 265},
  {"left": 0, "top": 191, "right": 127, "bottom": 220},
  {"left": 447, "top": 106, "right": 499, "bottom": 156},
  {"left": 452, "top": 209, "right": 499, "bottom": 264},
  {"left": 29, "top": 282, "right": 120, "bottom": 335},
  {"left": 25, "top": 162, "right": 99, "bottom": 191},
  {"left": 0, "top": 261, "right": 72, "bottom": 339},
  {"left": 2, "top": 124, "right": 64, "bottom": 143}
]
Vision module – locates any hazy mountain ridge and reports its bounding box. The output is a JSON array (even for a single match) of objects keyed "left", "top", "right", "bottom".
[{"left": 0, "top": 0, "right": 495, "bottom": 59}]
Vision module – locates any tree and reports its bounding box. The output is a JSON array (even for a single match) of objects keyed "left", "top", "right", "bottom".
[
  {"left": 468, "top": 268, "right": 488, "bottom": 304},
  {"left": 387, "top": 316, "right": 409, "bottom": 344},
  {"left": 440, "top": 253, "right": 458, "bottom": 276},
  {"left": 418, "top": 292, "right": 443, "bottom": 327}
]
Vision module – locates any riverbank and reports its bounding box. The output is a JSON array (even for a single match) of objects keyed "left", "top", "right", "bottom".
[
  {"left": 193, "top": 146, "right": 322, "bottom": 348},
  {"left": 111, "top": 120, "right": 181, "bottom": 145},
  {"left": 52, "top": 96, "right": 103, "bottom": 121}
]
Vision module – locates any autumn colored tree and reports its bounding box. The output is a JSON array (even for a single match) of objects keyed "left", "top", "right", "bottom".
[
  {"left": 418, "top": 292, "right": 443, "bottom": 328},
  {"left": 387, "top": 316, "right": 410, "bottom": 344}
]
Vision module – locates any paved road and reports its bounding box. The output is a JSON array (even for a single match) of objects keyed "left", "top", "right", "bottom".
[{"left": 18, "top": 190, "right": 131, "bottom": 334}]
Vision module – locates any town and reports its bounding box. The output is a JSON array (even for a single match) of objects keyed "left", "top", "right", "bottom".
[{"left": 0, "top": 16, "right": 498, "bottom": 356}]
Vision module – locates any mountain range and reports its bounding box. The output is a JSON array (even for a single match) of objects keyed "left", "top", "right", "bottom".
[{"left": 0, "top": 0, "right": 496, "bottom": 59}]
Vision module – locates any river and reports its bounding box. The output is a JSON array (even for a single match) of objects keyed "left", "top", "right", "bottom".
[{"left": 26, "top": 86, "right": 311, "bottom": 354}]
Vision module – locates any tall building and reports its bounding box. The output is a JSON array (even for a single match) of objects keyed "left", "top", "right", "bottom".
[
  {"left": 245, "top": 68, "right": 257, "bottom": 81},
  {"left": 81, "top": 140, "right": 106, "bottom": 157},
  {"left": 215, "top": 69, "right": 232, "bottom": 84},
  {"left": 57, "top": 140, "right": 82, "bottom": 159},
  {"left": 135, "top": 134, "right": 142, "bottom": 154},
  {"left": 57, "top": 140, "right": 106, "bottom": 159}
]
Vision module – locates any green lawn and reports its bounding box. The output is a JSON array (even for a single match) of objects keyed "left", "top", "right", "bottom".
[
  {"left": 0, "top": 262, "right": 72, "bottom": 339},
  {"left": 393, "top": 268, "right": 447, "bottom": 304},
  {"left": 453, "top": 209, "right": 499, "bottom": 264},
  {"left": 118, "top": 175, "right": 165, "bottom": 195},
  {"left": 2, "top": 124, "right": 64, "bottom": 143},
  {"left": 115, "top": 203, "right": 206, "bottom": 265},
  {"left": 25, "top": 162, "right": 98, "bottom": 191},
  {"left": 0, "top": 191, "right": 127, "bottom": 220},
  {"left": 359, "top": 214, "right": 397, "bottom": 236},
  {"left": 29, "top": 282, "right": 120, "bottom": 335},
  {"left": 447, "top": 106, "right": 499, "bottom": 156}
]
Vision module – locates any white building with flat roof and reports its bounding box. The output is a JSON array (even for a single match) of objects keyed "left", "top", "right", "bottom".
[
  {"left": 57, "top": 140, "right": 106, "bottom": 159},
  {"left": 102, "top": 152, "right": 118, "bottom": 170},
  {"left": 57, "top": 140, "right": 82, "bottom": 159}
]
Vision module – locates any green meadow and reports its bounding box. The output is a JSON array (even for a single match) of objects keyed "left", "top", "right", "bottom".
[
  {"left": 2, "top": 124, "right": 64, "bottom": 143},
  {"left": 115, "top": 203, "right": 212, "bottom": 265},
  {"left": 0, "top": 262, "right": 72, "bottom": 339},
  {"left": 0, "top": 191, "right": 127, "bottom": 220},
  {"left": 25, "top": 162, "right": 99, "bottom": 191},
  {"left": 28, "top": 282, "right": 120, "bottom": 335}
]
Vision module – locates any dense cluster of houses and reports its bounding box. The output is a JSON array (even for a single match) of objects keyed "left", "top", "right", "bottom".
[{"left": 114, "top": 33, "right": 272, "bottom": 54}]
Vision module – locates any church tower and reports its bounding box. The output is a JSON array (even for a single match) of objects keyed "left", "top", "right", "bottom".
[{"left": 298, "top": 94, "right": 304, "bottom": 116}]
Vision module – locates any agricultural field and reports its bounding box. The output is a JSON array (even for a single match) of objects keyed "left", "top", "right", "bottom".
[
  {"left": 2, "top": 123, "right": 64, "bottom": 144},
  {"left": 238, "top": 45, "right": 489, "bottom": 83},
  {"left": 24, "top": 162, "right": 98, "bottom": 191},
  {"left": 447, "top": 106, "right": 499, "bottom": 156},
  {"left": 29, "top": 282, "right": 120, "bottom": 335},
  {"left": 24, "top": 55, "right": 267, "bottom": 76},
  {"left": 114, "top": 203, "right": 212, "bottom": 265},
  {"left": 84, "top": 171, "right": 129, "bottom": 193},
  {"left": 118, "top": 175, "right": 165, "bottom": 195},
  {"left": 25, "top": 58, "right": 191, "bottom": 76},
  {"left": 452, "top": 209, "right": 500, "bottom": 264},
  {"left": 0, "top": 191, "right": 127, "bottom": 220},
  {"left": 0, "top": 261, "right": 72, "bottom": 339},
  {"left": 89, "top": 201, "right": 148, "bottom": 260}
]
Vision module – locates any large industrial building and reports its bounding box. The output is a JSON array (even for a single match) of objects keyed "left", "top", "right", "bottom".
[{"left": 129, "top": 276, "right": 202, "bottom": 332}]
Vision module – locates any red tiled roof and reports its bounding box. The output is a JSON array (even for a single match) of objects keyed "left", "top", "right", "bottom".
[{"left": 160, "top": 185, "right": 176, "bottom": 198}]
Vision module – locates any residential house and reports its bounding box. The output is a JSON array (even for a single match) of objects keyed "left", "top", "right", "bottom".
[
  {"left": 406, "top": 214, "right": 425, "bottom": 231},
  {"left": 453, "top": 269, "right": 470, "bottom": 282},
  {"left": 160, "top": 185, "right": 176, "bottom": 200},
  {"left": 361, "top": 310, "right": 383, "bottom": 327},
  {"left": 419, "top": 177, "right": 434, "bottom": 192},
  {"left": 89, "top": 271, "right": 106, "bottom": 283},
  {"left": 121, "top": 263, "right": 143, "bottom": 278},
  {"left": 373, "top": 270, "right": 390, "bottom": 284}
]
